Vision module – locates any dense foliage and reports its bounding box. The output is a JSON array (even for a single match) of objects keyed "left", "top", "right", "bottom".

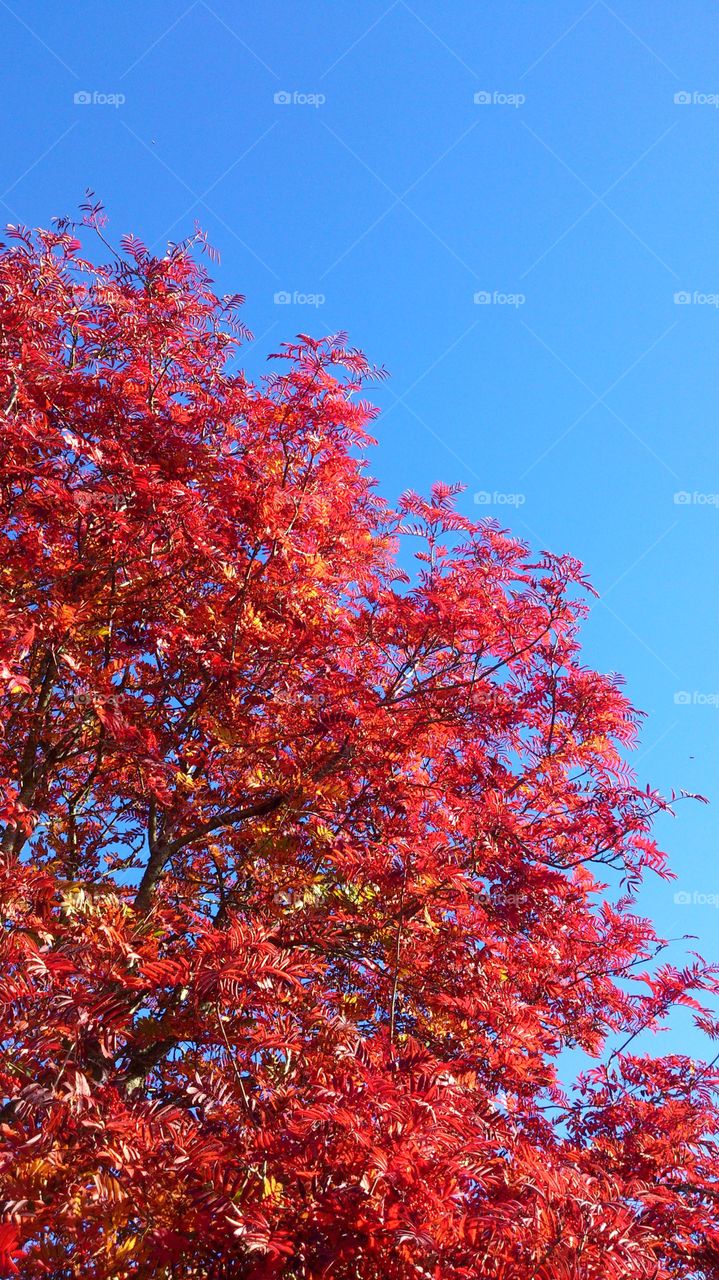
[{"left": 0, "top": 215, "right": 718, "bottom": 1277}]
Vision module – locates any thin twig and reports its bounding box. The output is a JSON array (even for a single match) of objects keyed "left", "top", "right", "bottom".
[
  {"left": 214, "top": 1001, "right": 257, "bottom": 1125},
  {"left": 389, "top": 863, "right": 408, "bottom": 1049}
]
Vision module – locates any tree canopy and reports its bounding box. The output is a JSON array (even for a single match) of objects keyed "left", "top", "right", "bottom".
[{"left": 0, "top": 216, "right": 718, "bottom": 1278}]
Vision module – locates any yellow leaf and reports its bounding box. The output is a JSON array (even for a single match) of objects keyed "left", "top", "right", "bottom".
[
  {"left": 214, "top": 724, "right": 236, "bottom": 747},
  {"left": 423, "top": 904, "right": 438, "bottom": 931},
  {"left": 116, "top": 1237, "right": 137, "bottom": 1259}
]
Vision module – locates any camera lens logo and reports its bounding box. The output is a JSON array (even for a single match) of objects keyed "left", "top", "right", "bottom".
[
  {"left": 673, "top": 492, "right": 692, "bottom": 505},
  {"left": 674, "top": 91, "right": 692, "bottom": 104},
  {"left": 473, "top": 291, "right": 492, "bottom": 304},
  {"left": 273, "top": 291, "right": 292, "bottom": 304},
  {"left": 673, "top": 691, "right": 692, "bottom": 704},
  {"left": 474, "top": 91, "right": 492, "bottom": 105},
  {"left": 673, "top": 890, "right": 692, "bottom": 904},
  {"left": 72, "top": 89, "right": 125, "bottom": 107},
  {"left": 274, "top": 90, "right": 292, "bottom": 105},
  {"left": 674, "top": 291, "right": 692, "bottom": 304}
]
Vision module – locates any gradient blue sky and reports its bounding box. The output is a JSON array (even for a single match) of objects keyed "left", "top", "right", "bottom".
[{"left": 2, "top": 1, "right": 718, "bottom": 1064}]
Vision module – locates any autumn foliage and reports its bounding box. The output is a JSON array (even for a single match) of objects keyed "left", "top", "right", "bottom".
[{"left": 1, "top": 214, "right": 719, "bottom": 1278}]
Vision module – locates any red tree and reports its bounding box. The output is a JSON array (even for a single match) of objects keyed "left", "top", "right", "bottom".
[{"left": 0, "top": 213, "right": 718, "bottom": 1279}]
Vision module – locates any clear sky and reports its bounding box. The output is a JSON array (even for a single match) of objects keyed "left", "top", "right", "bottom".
[{"left": 2, "top": 1, "right": 719, "bottom": 1065}]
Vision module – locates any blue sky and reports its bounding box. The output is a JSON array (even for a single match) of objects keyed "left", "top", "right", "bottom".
[{"left": 2, "top": 0, "right": 719, "bottom": 1064}]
